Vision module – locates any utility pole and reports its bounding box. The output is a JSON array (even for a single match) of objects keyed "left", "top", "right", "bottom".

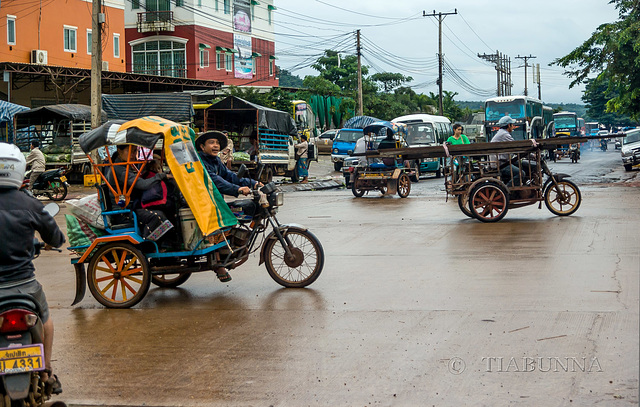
[
  {"left": 531, "top": 63, "right": 542, "bottom": 100},
  {"left": 515, "top": 54, "right": 536, "bottom": 96},
  {"left": 356, "top": 30, "right": 363, "bottom": 116},
  {"left": 91, "top": 0, "right": 103, "bottom": 129},
  {"left": 423, "top": 9, "right": 457, "bottom": 116},
  {"left": 478, "top": 50, "right": 512, "bottom": 97}
]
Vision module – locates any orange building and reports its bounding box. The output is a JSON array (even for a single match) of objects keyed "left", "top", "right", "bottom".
[{"left": 0, "top": 0, "right": 125, "bottom": 72}]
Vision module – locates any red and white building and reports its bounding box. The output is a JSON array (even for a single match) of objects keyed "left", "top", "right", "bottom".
[{"left": 124, "top": 0, "right": 278, "bottom": 86}]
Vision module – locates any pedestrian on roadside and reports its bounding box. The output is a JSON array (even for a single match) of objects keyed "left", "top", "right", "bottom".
[
  {"left": 447, "top": 124, "right": 470, "bottom": 145},
  {"left": 294, "top": 134, "right": 309, "bottom": 183}
]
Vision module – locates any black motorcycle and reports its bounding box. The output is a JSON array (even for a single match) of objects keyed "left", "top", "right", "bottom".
[
  {"left": 22, "top": 169, "right": 68, "bottom": 201},
  {"left": 0, "top": 204, "right": 65, "bottom": 406}
]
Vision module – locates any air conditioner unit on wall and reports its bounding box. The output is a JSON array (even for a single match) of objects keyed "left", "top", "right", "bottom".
[
  {"left": 31, "top": 50, "right": 48, "bottom": 65},
  {"left": 102, "top": 61, "right": 109, "bottom": 71}
]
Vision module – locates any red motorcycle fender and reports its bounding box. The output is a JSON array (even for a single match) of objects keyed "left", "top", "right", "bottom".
[
  {"left": 259, "top": 224, "right": 308, "bottom": 265},
  {"left": 71, "top": 263, "right": 86, "bottom": 306}
]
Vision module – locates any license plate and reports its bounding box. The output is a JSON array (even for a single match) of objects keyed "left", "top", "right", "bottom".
[
  {"left": 59, "top": 176, "right": 67, "bottom": 182},
  {"left": 0, "top": 344, "right": 45, "bottom": 375}
]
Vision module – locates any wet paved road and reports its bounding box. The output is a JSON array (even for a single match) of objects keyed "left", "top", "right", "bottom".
[{"left": 37, "top": 147, "right": 638, "bottom": 406}]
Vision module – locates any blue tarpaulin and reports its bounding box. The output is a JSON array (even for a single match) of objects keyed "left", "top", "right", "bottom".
[{"left": 343, "top": 115, "right": 382, "bottom": 130}]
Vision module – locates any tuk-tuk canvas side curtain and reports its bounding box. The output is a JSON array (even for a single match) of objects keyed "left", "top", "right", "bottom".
[{"left": 158, "top": 118, "right": 238, "bottom": 235}]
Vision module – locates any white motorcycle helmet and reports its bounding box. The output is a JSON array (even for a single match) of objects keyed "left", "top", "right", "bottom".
[{"left": 0, "top": 142, "right": 26, "bottom": 189}]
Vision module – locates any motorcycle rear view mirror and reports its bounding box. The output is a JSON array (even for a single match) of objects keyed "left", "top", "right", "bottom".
[
  {"left": 237, "top": 164, "right": 248, "bottom": 179},
  {"left": 43, "top": 202, "right": 60, "bottom": 217}
]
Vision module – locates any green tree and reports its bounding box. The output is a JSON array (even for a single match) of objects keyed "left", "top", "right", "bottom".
[
  {"left": 552, "top": 0, "right": 640, "bottom": 119},
  {"left": 370, "top": 72, "right": 413, "bottom": 92},
  {"left": 582, "top": 77, "right": 636, "bottom": 126},
  {"left": 311, "top": 50, "right": 367, "bottom": 93},
  {"left": 278, "top": 68, "right": 304, "bottom": 88}
]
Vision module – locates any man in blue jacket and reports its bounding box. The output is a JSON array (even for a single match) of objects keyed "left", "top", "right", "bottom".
[
  {"left": 196, "top": 131, "right": 262, "bottom": 282},
  {"left": 196, "top": 131, "right": 260, "bottom": 197}
]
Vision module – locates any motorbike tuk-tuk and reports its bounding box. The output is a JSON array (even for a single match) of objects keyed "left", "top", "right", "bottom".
[
  {"left": 347, "top": 121, "right": 414, "bottom": 198},
  {"left": 69, "top": 116, "right": 324, "bottom": 308}
]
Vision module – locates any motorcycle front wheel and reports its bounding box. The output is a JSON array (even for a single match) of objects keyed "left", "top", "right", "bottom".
[
  {"left": 544, "top": 179, "right": 581, "bottom": 216},
  {"left": 47, "top": 181, "right": 68, "bottom": 201},
  {"left": 264, "top": 228, "right": 324, "bottom": 288}
]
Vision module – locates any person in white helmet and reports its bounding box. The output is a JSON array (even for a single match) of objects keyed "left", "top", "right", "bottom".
[
  {"left": 490, "top": 116, "right": 522, "bottom": 186},
  {"left": 0, "top": 143, "right": 65, "bottom": 394}
]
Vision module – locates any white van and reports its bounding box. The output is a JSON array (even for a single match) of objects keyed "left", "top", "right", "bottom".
[{"left": 392, "top": 114, "right": 453, "bottom": 178}]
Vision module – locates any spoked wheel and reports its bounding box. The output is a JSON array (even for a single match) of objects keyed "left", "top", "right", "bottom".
[
  {"left": 47, "top": 181, "right": 68, "bottom": 201},
  {"left": 87, "top": 243, "right": 151, "bottom": 308},
  {"left": 151, "top": 272, "right": 192, "bottom": 288},
  {"left": 457, "top": 193, "right": 474, "bottom": 218},
  {"left": 469, "top": 180, "right": 509, "bottom": 222},
  {"left": 351, "top": 173, "right": 365, "bottom": 197},
  {"left": 397, "top": 173, "right": 411, "bottom": 198},
  {"left": 544, "top": 179, "right": 581, "bottom": 216},
  {"left": 264, "top": 228, "right": 324, "bottom": 288},
  {"left": 410, "top": 162, "right": 420, "bottom": 183}
]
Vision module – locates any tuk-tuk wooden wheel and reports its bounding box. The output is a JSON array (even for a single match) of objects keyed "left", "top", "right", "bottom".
[
  {"left": 469, "top": 180, "right": 509, "bottom": 222},
  {"left": 544, "top": 179, "right": 581, "bottom": 216},
  {"left": 87, "top": 242, "right": 151, "bottom": 308},
  {"left": 351, "top": 173, "right": 365, "bottom": 197},
  {"left": 397, "top": 173, "right": 411, "bottom": 198},
  {"left": 457, "top": 193, "right": 474, "bottom": 218},
  {"left": 151, "top": 272, "right": 192, "bottom": 288}
]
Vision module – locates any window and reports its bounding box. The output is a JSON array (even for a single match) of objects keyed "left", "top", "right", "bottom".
[
  {"left": 251, "top": 1, "right": 259, "bottom": 21},
  {"left": 132, "top": 0, "right": 140, "bottom": 9},
  {"left": 86, "top": 29, "right": 92, "bottom": 55},
  {"left": 215, "top": 0, "right": 219, "bottom": 11},
  {"left": 216, "top": 52, "right": 223, "bottom": 70},
  {"left": 64, "top": 26, "right": 77, "bottom": 52},
  {"left": 224, "top": 0, "right": 230, "bottom": 14},
  {"left": 200, "top": 49, "right": 209, "bottom": 68},
  {"left": 225, "top": 53, "right": 233, "bottom": 72},
  {"left": 132, "top": 39, "right": 187, "bottom": 78},
  {"left": 269, "top": 59, "right": 273, "bottom": 76},
  {"left": 175, "top": 0, "right": 184, "bottom": 6},
  {"left": 7, "top": 15, "right": 16, "bottom": 45},
  {"left": 268, "top": 5, "right": 276, "bottom": 25},
  {"left": 113, "top": 34, "right": 120, "bottom": 58}
]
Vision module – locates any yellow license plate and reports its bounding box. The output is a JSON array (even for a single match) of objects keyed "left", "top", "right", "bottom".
[
  {"left": 59, "top": 176, "right": 67, "bottom": 182},
  {"left": 0, "top": 344, "right": 45, "bottom": 375}
]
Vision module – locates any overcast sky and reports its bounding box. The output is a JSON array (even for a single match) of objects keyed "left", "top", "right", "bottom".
[{"left": 273, "top": 0, "right": 620, "bottom": 104}]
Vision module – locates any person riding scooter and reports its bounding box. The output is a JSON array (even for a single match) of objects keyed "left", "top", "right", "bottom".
[
  {"left": 0, "top": 143, "right": 65, "bottom": 394},
  {"left": 25, "top": 140, "right": 46, "bottom": 192}
]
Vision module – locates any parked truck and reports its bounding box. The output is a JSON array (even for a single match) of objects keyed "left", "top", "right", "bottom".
[
  {"left": 13, "top": 104, "right": 107, "bottom": 183},
  {"left": 204, "top": 96, "right": 317, "bottom": 183}
]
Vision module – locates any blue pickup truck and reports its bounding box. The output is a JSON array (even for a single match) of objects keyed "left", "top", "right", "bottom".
[{"left": 331, "top": 128, "right": 363, "bottom": 171}]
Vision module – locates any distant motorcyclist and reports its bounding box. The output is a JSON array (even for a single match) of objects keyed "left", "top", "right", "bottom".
[
  {"left": 0, "top": 142, "right": 65, "bottom": 393},
  {"left": 25, "top": 139, "right": 46, "bottom": 191}
]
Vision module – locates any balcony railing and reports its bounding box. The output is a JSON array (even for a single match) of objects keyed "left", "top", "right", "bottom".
[{"left": 137, "top": 11, "right": 175, "bottom": 33}]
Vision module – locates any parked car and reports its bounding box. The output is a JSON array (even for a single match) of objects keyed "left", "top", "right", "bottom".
[
  {"left": 621, "top": 128, "right": 640, "bottom": 171},
  {"left": 312, "top": 129, "right": 337, "bottom": 154},
  {"left": 331, "top": 128, "right": 364, "bottom": 171}
]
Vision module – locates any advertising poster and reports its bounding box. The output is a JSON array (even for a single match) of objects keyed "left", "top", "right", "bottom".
[
  {"left": 233, "top": 0, "right": 252, "bottom": 33},
  {"left": 234, "top": 34, "right": 253, "bottom": 79}
]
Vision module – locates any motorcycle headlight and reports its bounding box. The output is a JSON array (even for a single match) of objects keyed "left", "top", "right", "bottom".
[
  {"left": 269, "top": 191, "right": 284, "bottom": 207},
  {"left": 332, "top": 148, "right": 339, "bottom": 154}
]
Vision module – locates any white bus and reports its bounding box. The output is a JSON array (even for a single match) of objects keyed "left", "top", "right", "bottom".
[{"left": 392, "top": 114, "right": 453, "bottom": 178}]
